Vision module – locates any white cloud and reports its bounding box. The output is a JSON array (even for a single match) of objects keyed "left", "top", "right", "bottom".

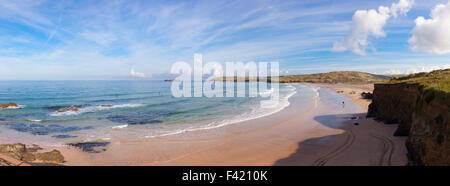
[
  {"left": 332, "top": 0, "right": 414, "bottom": 55},
  {"left": 45, "top": 50, "right": 65, "bottom": 59},
  {"left": 384, "top": 64, "right": 450, "bottom": 74},
  {"left": 0, "top": 0, "right": 54, "bottom": 31},
  {"left": 80, "top": 32, "right": 117, "bottom": 46},
  {"left": 130, "top": 68, "right": 146, "bottom": 78},
  {"left": 391, "top": 0, "right": 415, "bottom": 18},
  {"left": 409, "top": 1, "right": 450, "bottom": 54}
]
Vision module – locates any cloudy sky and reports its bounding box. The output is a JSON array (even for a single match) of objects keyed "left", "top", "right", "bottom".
[{"left": 0, "top": 0, "right": 449, "bottom": 80}]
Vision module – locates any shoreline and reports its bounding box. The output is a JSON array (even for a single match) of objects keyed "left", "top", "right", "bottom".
[
  {"left": 304, "top": 83, "right": 374, "bottom": 109},
  {"left": 1, "top": 83, "right": 408, "bottom": 166}
]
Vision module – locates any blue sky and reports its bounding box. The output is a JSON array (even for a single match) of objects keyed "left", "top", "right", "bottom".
[{"left": 0, "top": 0, "right": 449, "bottom": 80}]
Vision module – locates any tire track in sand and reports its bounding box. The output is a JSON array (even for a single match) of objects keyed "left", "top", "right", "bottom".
[
  {"left": 370, "top": 133, "right": 395, "bottom": 166},
  {"left": 312, "top": 129, "right": 356, "bottom": 166}
]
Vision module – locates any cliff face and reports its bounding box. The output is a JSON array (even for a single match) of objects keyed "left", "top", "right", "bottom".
[
  {"left": 367, "top": 83, "right": 420, "bottom": 136},
  {"left": 406, "top": 90, "right": 450, "bottom": 165},
  {"left": 368, "top": 83, "right": 450, "bottom": 165}
]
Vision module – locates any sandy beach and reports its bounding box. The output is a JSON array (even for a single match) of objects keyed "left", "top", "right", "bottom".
[
  {"left": 31, "top": 83, "right": 405, "bottom": 166},
  {"left": 307, "top": 83, "right": 374, "bottom": 109},
  {"left": 0, "top": 83, "right": 407, "bottom": 166}
]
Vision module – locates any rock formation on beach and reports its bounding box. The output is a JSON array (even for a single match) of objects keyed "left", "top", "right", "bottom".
[
  {"left": 0, "top": 103, "right": 19, "bottom": 109},
  {"left": 361, "top": 92, "right": 373, "bottom": 99},
  {"left": 0, "top": 143, "right": 64, "bottom": 166},
  {"left": 368, "top": 69, "right": 449, "bottom": 165}
]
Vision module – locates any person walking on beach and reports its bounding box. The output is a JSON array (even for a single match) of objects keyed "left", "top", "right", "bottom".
[{"left": 342, "top": 101, "right": 345, "bottom": 108}]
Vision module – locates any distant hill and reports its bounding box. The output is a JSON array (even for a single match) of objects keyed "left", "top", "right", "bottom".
[
  {"left": 216, "top": 71, "right": 391, "bottom": 84},
  {"left": 277, "top": 71, "right": 391, "bottom": 84}
]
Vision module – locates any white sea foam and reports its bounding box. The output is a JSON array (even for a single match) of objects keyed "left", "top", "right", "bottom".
[
  {"left": 112, "top": 124, "right": 128, "bottom": 129},
  {"left": 258, "top": 88, "right": 274, "bottom": 96},
  {"left": 145, "top": 84, "right": 298, "bottom": 138},
  {"left": 312, "top": 87, "right": 320, "bottom": 107},
  {"left": 49, "top": 103, "right": 144, "bottom": 116}
]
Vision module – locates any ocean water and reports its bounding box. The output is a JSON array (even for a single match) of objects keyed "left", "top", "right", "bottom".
[{"left": 0, "top": 81, "right": 315, "bottom": 146}]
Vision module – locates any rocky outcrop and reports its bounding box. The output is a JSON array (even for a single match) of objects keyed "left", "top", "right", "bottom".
[
  {"left": 368, "top": 83, "right": 420, "bottom": 136},
  {"left": 406, "top": 89, "right": 450, "bottom": 165},
  {"left": 57, "top": 106, "right": 79, "bottom": 112},
  {"left": 0, "top": 103, "right": 19, "bottom": 109},
  {"left": 0, "top": 143, "right": 29, "bottom": 160},
  {"left": 368, "top": 83, "right": 450, "bottom": 165},
  {"left": 35, "top": 150, "right": 64, "bottom": 163},
  {"left": 361, "top": 92, "right": 373, "bottom": 99},
  {"left": 0, "top": 143, "right": 64, "bottom": 165}
]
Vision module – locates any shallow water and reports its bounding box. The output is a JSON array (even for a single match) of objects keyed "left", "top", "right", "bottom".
[{"left": 0, "top": 81, "right": 314, "bottom": 146}]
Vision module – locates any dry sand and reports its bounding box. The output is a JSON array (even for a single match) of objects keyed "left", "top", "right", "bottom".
[
  {"left": 307, "top": 83, "right": 374, "bottom": 109},
  {"left": 54, "top": 83, "right": 407, "bottom": 166}
]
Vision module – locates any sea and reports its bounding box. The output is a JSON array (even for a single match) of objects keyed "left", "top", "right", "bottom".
[{"left": 0, "top": 80, "right": 321, "bottom": 146}]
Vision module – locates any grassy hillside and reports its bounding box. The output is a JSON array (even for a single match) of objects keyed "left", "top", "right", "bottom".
[
  {"left": 216, "top": 71, "right": 391, "bottom": 84},
  {"left": 387, "top": 69, "right": 450, "bottom": 93},
  {"left": 385, "top": 69, "right": 450, "bottom": 108},
  {"left": 278, "top": 71, "right": 391, "bottom": 84}
]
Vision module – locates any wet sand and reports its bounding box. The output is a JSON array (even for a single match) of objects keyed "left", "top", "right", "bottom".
[{"left": 52, "top": 83, "right": 407, "bottom": 166}]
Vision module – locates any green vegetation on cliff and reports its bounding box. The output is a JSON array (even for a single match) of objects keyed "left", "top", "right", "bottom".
[
  {"left": 370, "top": 69, "right": 450, "bottom": 165},
  {"left": 387, "top": 69, "right": 450, "bottom": 108},
  {"left": 388, "top": 69, "right": 450, "bottom": 93}
]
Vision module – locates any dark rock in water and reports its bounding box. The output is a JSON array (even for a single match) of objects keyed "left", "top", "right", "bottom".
[
  {"left": 68, "top": 141, "right": 110, "bottom": 153},
  {"left": 52, "top": 134, "right": 78, "bottom": 139},
  {"left": 106, "top": 110, "right": 174, "bottom": 125},
  {"left": 354, "top": 123, "right": 360, "bottom": 126},
  {"left": 57, "top": 106, "right": 79, "bottom": 113},
  {"left": 6, "top": 123, "right": 93, "bottom": 136},
  {"left": 43, "top": 105, "right": 67, "bottom": 111},
  {"left": 43, "top": 104, "right": 89, "bottom": 111},
  {"left": 107, "top": 115, "right": 162, "bottom": 125}
]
